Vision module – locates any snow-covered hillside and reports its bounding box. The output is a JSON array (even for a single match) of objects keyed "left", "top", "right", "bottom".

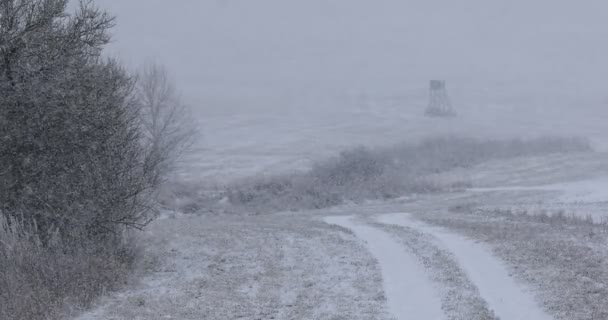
[{"left": 66, "top": 1, "right": 608, "bottom": 320}]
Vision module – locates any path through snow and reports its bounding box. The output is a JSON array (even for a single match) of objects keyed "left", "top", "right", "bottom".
[
  {"left": 324, "top": 216, "right": 445, "bottom": 320},
  {"left": 377, "top": 213, "right": 553, "bottom": 320}
]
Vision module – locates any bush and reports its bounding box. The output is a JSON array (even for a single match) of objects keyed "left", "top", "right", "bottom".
[
  {"left": 312, "top": 147, "right": 386, "bottom": 187},
  {"left": 224, "top": 136, "right": 591, "bottom": 213},
  {"left": 0, "top": 0, "right": 158, "bottom": 241},
  {"left": 0, "top": 1, "right": 191, "bottom": 319}
]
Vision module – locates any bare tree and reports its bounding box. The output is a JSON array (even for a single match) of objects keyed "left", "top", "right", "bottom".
[{"left": 137, "top": 63, "right": 197, "bottom": 179}]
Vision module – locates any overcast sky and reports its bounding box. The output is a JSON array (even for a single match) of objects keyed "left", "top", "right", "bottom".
[{"left": 95, "top": 0, "right": 608, "bottom": 105}]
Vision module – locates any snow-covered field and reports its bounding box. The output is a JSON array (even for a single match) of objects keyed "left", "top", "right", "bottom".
[
  {"left": 180, "top": 94, "right": 608, "bottom": 183},
  {"left": 76, "top": 99, "right": 608, "bottom": 319}
]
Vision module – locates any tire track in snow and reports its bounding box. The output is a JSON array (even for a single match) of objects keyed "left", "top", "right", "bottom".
[
  {"left": 368, "top": 220, "right": 499, "bottom": 320},
  {"left": 377, "top": 213, "right": 553, "bottom": 320},
  {"left": 324, "top": 215, "right": 445, "bottom": 320}
]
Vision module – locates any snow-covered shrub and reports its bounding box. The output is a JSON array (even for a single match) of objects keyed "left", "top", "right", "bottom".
[
  {"left": 311, "top": 147, "right": 386, "bottom": 187},
  {"left": 226, "top": 174, "right": 342, "bottom": 212},
  {"left": 384, "top": 136, "right": 590, "bottom": 175},
  {"left": 0, "top": 1, "right": 190, "bottom": 319},
  {"left": 224, "top": 136, "right": 591, "bottom": 214},
  {"left": 0, "top": 0, "right": 153, "bottom": 239},
  {"left": 0, "top": 1, "right": 198, "bottom": 240}
]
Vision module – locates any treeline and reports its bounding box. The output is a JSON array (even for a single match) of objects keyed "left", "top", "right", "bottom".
[{"left": 0, "top": 1, "right": 194, "bottom": 319}]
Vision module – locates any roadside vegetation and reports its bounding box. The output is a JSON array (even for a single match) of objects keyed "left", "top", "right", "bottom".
[{"left": 0, "top": 1, "right": 194, "bottom": 319}]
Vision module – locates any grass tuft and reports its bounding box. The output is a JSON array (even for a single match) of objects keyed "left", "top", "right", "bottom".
[{"left": 0, "top": 214, "right": 141, "bottom": 320}]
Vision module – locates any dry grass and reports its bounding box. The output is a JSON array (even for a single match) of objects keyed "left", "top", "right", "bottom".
[
  {"left": 0, "top": 215, "right": 141, "bottom": 320},
  {"left": 428, "top": 206, "right": 608, "bottom": 320}
]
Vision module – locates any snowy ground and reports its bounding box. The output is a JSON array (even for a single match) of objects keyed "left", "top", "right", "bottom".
[
  {"left": 76, "top": 214, "right": 392, "bottom": 320},
  {"left": 75, "top": 99, "right": 608, "bottom": 319},
  {"left": 75, "top": 149, "right": 608, "bottom": 319}
]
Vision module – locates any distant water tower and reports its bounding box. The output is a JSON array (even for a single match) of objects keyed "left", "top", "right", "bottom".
[{"left": 426, "top": 80, "right": 455, "bottom": 117}]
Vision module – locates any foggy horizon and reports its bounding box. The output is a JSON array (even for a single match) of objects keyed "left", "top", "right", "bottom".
[{"left": 99, "top": 0, "right": 608, "bottom": 107}]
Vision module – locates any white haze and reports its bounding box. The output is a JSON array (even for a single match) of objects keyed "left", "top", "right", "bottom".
[
  {"left": 99, "top": 0, "right": 608, "bottom": 103},
  {"left": 96, "top": 0, "right": 608, "bottom": 180}
]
